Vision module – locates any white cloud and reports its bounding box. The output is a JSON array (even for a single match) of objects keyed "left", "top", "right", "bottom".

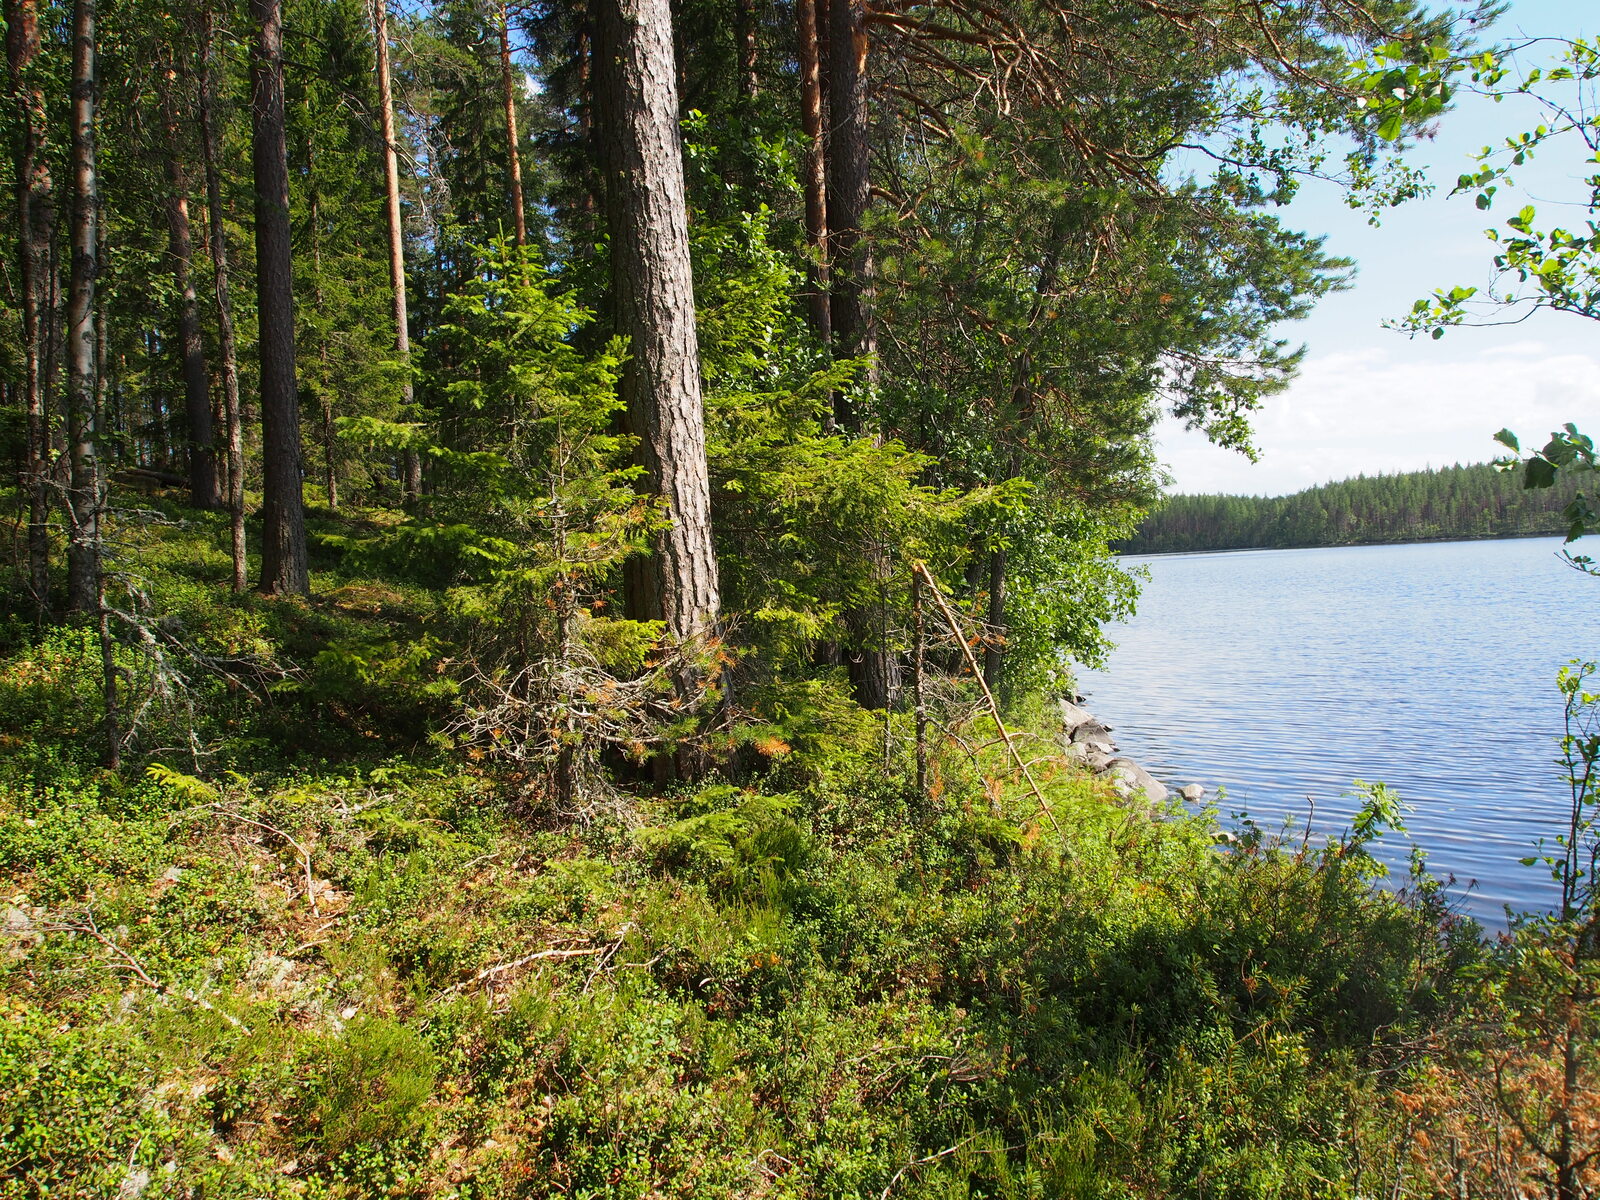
[{"left": 1157, "top": 341, "right": 1600, "bottom": 496}]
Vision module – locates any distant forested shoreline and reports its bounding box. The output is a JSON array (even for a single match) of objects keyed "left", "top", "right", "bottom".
[{"left": 1122, "top": 461, "right": 1585, "bottom": 554}]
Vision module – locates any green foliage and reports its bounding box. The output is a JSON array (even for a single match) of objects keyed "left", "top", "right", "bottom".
[
  {"left": 1495, "top": 424, "right": 1599, "bottom": 572},
  {"left": 0, "top": 1009, "right": 175, "bottom": 1199},
  {"left": 1367, "top": 37, "right": 1600, "bottom": 342},
  {"left": 0, "top": 692, "right": 1488, "bottom": 1199},
  {"left": 1518, "top": 661, "right": 1600, "bottom": 923},
  {"left": 636, "top": 785, "right": 813, "bottom": 896},
  {"left": 293, "top": 1018, "right": 437, "bottom": 1159},
  {"left": 394, "top": 239, "right": 698, "bottom": 798}
]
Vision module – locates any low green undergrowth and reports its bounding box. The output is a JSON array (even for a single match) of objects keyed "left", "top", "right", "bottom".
[
  {"left": 0, "top": 738, "right": 1482, "bottom": 1199},
  {"left": 0, "top": 500, "right": 1496, "bottom": 1198}
]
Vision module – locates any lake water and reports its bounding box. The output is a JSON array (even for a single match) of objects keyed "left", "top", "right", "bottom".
[{"left": 1075, "top": 536, "right": 1600, "bottom": 927}]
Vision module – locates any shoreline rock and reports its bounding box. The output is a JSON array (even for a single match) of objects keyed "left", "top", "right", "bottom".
[{"left": 1058, "top": 693, "right": 1204, "bottom": 808}]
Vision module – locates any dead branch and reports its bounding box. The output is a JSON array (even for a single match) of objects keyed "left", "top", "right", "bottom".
[
  {"left": 912, "top": 561, "right": 1059, "bottom": 834},
  {"left": 47, "top": 910, "right": 251, "bottom": 1033}
]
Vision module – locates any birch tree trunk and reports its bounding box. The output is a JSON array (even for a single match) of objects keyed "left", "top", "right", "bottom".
[
  {"left": 594, "top": 0, "right": 720, "bottom": 642},
  {"left": 249, "top": 0, "right": 309, "bottom": 595}
]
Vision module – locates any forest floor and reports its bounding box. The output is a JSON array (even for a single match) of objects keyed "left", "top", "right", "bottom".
[{"left": 0, "top": 490, "right": 1535, "bottom": 1199}]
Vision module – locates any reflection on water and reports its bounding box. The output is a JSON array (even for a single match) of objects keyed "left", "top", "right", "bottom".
[{"left": 1075, "top": 536, "right": 1600, "bottom": 926}]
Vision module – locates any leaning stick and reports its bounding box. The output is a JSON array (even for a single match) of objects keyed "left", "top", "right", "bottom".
[{"left": 912, "top": 561, "right": 1059, "bottom": 834}]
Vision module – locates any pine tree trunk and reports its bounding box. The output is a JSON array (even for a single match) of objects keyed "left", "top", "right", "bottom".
[
  {"left": 594, "top": 0, "right": 720, "bottom": 643},
  {"left": 249, "top": 0, "right": 309, "bottom": 595},
  {"left": 305, "top": 121, "right": 339, "bottom": 511},
  {"left": 372, "top": 0, "right": 421, "bottom": 503},
  {"left": 160, "top": 65, "right": 220, "bottom": 511},
  {"left": 65, "top": 0, "right": 101, "bottom": 614},
  {"left": 199, "top": 4, "right": 247, "bottom": 593},
  {"left": 736, "top": 0, "right": 758, "bottom": 100},
  {"left": 796, "top": 0, "right": 830, "bottom": 347},
  {"left": 498, "top": 2, "right": 527, "bottom": 249},
  {"left": 575, "top": 13, "right": 599, "bottom": 217},
  {"left": 824, "top": 0, "right": 895, "bottom": 708},
  {"left": 826, "top": 0, "right": 874, "bottom": 425},
  {"left": 6, "top": 0, "right": 54, "bottom": 615}
]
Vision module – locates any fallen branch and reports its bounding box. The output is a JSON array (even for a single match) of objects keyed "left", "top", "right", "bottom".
[
  {"left": 451, "top": 944, "right": 603, "bottom": 994},
  {"left": 212, "top": 805, "right": 321, "bottom": 916},
  {"left": 583, "top": 921, "right": 636, "bottom": 995},
  {"left": 879, "top": 1133, "right": 983, "bottom": 1200},
  {"left": 912, "top": 562, "right": 1060, "bottom": 834},
  {"left": 58, "top": 912, "right": 251, "bottom": 1033}
]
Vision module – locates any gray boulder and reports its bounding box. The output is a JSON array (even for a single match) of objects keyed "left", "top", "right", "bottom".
[
  {"left": 1084, "top": 747, "right": 1118, "bottom": 772},
  {"left": 1179, "top": 783, "right": 1206, "bottom": 802},
  {"left": 1100, "top": 758, "right": 1169, "bottom": 805},
  {"left": 1058, "top": 699, "right": 1097, "bottom": 735},
  {"left": 1071, "top": 720, "right": 1114, "bottom": 746}
]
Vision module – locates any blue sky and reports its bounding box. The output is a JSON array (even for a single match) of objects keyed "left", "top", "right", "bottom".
[{"left": 1156, "top": 0, "right": 1600, "bottom": 496}]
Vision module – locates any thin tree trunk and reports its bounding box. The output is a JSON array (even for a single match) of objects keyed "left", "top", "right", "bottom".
[
  {"left": 93, "top": 195, "right": 108, "bottom": 450},
  {"left": 306, "top": 116, "right": 338, "bottom": 510},
  {"left": 160, "top": 65, "right": 220, "bottom": 510},
  {"left": 372, "top": 0, "right": 420, "bottom": 502},
  {"left": 199, "top": 5, "right": 247, "bottom": 593},
  {"left": 594, "top": 0, "right": 720, "bottom": 642},
  {"left": 736, "top": 0, "right": 758, "bottom": 100},
  {"left": 983, "top": 436, "right": 1024, "bottom": 694},
  {"left": 96, "top": 570, "right": 119, "bottom": 768},
  {"left": 47, "top": 230, "right": 63, "bottom": 460},
  {"left": 912, "top": 568, "right": 927, "bottom": 798},
  {"left": 983, "top": 545, "right": 1005, "bottom": 692},
  {"left": 249, "top": 0, "right": 309, "bottom": 595},
  {"left": 320, "top": 396, "right": 338, "bottom": 508},
  {"left": 796, "top": 0, "right": 830, "bottom": 347},
  {"left": 981, "top": 243, "right": 1057, "bottom": 688},
  {"left": 6, "top": 0, "right": 54, "bottom": 615},
  {"left": 65, "top": 0, "right": 101, "bottom": 614},
  {"left": 826, "top": 0, "right": 874, "bottom": 427},
  {"left": 498, "top": 2, "right": 527, "bottom": 249}
]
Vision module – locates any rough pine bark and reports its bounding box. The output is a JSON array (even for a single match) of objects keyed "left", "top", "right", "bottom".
[
  {"left": 983, "top": 545, "right": 1007, "bottom": 691},
  {"left": 249, "top": 0, "right": 309, "bottom": 595},
  {"left": 6, "top": 0, "right": 54, "bottom": 613},
  {"left": 594, "top": 0, "right": 720, "bottom": 642},
  {"left": 823, "top": 0, "right": 897, "bottom": 708},
  {"left": 372, "top": 0, "right": 421, "bottom": 501},
  {"left": 199, "top": 4, "right": 248, "bottom": 593},
  {"left": 65, "top": 0, "right": 101, "bottom": 614},
  {"left": 160, "top": 65, "right": 220, "bottom": 510}
]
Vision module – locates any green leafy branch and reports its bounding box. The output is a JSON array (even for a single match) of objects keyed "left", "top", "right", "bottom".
[{"left": 1494, "top": 424, "right": 1598, "bottom": 573}]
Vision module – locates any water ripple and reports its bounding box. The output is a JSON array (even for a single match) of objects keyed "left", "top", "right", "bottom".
[{"left": 1076, "top": 537, "right": 1600, "bottom": 927}]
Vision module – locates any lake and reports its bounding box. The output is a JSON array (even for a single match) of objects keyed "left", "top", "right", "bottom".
[{"left": 1074, "top": 536, "right": 1600, "bottom": 927}]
